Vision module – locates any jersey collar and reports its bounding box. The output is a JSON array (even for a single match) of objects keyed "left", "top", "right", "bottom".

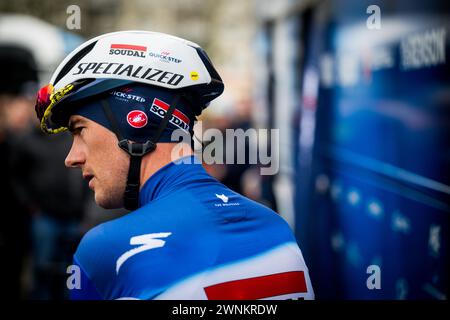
[{"left": 138, "top": 155, "right": 205, "bottom": 206}]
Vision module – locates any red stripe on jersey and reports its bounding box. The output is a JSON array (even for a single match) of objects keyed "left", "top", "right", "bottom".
[
  {"left": 204, "top": 271, "right": 307, "bottom": 300},
  {"left": 153, "top": 98, "right": 190, "bottom": 124},
  {"left": 110, "top": 44, "right": 147, "bottom": 51}
]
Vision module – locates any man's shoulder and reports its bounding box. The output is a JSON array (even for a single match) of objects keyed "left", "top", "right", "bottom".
[
  {"left": 74, "top": 221, "right": 113, "bottom": 264},
  {"left": 76, "top": 210, "right": 154, "bottom": 251}
]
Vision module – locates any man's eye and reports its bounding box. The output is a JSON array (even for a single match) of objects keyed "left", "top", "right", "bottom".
[{"left": 73, "top": 127, "right": 85, "bottom": 134}]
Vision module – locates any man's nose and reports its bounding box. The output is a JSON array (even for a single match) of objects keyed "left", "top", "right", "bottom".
[{"left": 65, "top": 141, "right": 85, "bottom": 168}]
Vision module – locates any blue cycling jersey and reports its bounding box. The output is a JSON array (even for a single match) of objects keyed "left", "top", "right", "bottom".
[{"left": 70, "top": 156, "right": 314, "bottom": 300}]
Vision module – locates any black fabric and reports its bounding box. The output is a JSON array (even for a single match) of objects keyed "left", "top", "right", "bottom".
[{"left": 101, "top": 99, "right": 125, "bottom": 141}]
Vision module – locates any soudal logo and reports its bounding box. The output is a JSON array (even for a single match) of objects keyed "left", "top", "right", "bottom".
[
  {"left": 109, "top": 44, "right": 147, "bottom": 58},
  {"left": 149, "top": 51, "right": 182, "bottom": 64},
  {"left": 150, "top": 98, "right": 190, "bottom": 131},
  {"left": 127, "top": 110, "right": 148, "bottom": 128}
]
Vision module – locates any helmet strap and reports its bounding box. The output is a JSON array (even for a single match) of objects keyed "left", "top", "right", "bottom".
[{"left": 100, "top": 92, "right": 183, "bottom": 210}]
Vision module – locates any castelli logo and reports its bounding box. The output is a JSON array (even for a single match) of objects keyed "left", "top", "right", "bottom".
[{"left": 127, "top": 110, "right": 148, "bottom": 128}]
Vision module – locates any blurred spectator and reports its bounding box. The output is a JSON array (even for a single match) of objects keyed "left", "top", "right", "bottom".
[
  {"left": 9, "top": 121, "right": 89, "bottom": 300},
  {"left": 0, "top": 98, "right": 30, "bottom": 300},
  {"left": 0, "top": 44, "right": 89, "bottom": 300},
  {"left": 0, "top": 45, "right": 38, "bottom": 300}
]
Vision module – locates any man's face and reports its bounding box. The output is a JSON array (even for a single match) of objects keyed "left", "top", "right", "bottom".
[{"left": 65, "top": 115, "right": 129, "bottom": 209}]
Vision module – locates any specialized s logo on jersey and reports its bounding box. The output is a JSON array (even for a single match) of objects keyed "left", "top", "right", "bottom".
[
  {"left": 116, "top": 233, "right": 172, "bottom": 274},
  {"left": 150, "top": 98, "right": 190, "bottom": 131}
]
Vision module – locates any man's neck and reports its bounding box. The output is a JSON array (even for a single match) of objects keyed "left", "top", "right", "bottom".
[{"left": 140, "top": 142, "right": 194, "bottom": 189}]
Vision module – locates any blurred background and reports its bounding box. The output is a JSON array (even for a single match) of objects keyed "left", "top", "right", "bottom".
[{"left": 0, "top": 0, "right": 448, "bottom": 300}]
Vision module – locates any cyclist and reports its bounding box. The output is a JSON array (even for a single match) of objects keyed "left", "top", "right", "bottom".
[{"left": 35, "top": 31, "right": 314, "bottom": 300}]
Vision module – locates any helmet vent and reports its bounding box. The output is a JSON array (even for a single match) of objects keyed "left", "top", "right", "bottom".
[{"left": 54, "top": 41, "right": 97, "bottom": 85}]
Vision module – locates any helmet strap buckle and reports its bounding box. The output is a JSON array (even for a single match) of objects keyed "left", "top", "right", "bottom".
[{"left": 118, "top": 139, "right": 156, "bottom": 157}]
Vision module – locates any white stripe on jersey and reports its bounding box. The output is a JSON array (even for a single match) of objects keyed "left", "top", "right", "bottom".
[{"left": 155, "top": 242, "right": 315, "bottom": 300}]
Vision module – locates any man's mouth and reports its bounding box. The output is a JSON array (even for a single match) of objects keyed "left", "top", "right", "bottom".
[{"left": 83, "top": 174, "right": 95, "bottom": 189}]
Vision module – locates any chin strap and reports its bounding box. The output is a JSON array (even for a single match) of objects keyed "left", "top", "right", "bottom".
[{"left": 101, "top": 92, "right": 183, "bottom": 210}]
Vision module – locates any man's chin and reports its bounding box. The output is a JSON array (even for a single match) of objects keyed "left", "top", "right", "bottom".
[{"left": 94, "top": 193, "right": 124, "bottom": 210}]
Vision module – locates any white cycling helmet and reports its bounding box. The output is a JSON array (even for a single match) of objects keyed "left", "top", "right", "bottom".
[
  {"left": 35, "top": 30, "right": 224, "bottom": 134},
  {"left": 35, "top": 30, "right": 224, "bottom": 211}
]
